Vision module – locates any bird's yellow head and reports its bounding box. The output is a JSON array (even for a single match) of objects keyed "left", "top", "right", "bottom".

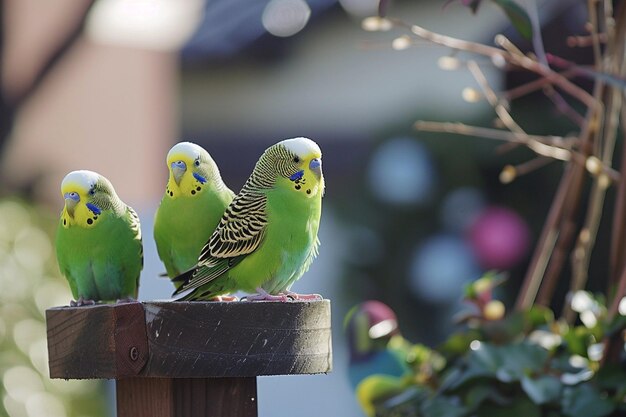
[
  {"left": 165, "top": 141, "right": 223, "bottom": 198},
  {"left": 275, "top": 137, "right": 324, "bottom": 198},
  {"left": 60, "top": 170, "right": 116, "bottom": 228}
]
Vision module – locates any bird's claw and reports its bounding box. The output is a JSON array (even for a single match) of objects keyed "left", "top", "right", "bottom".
[
  {"left": 243, "top": 293, "right": 290, "bottom": 302},
  {"left": 241, "top": 288, "right": 323, "bottom": 302},
  {"left": 284, "top": 291, "right": 323, "bottom": 301},
  {"left": 242, "top": 288, "right": 291, "bottom": 302},
  {"left": 70, "top": 297, "right": 96, "bottom": 307},
  {"left": 116, "top": 297, "right": 137, "bottom": 304}
]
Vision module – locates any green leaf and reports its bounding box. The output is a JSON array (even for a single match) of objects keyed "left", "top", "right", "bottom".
[
  {"left": 376, "top": 386, "right": 428, "bottom": 417},
  {"left": 561, "top": 385, "right": 616, "bottom": 417},
  {"left": 482, "top": 311, "right": 524, "bottom": 343},
  {"left": 563, "top": 326, "right": 594, "bottom": 357},
  {"left": 478, "top": 395, "right": 541, "bottom": 417},
  {"left": 524, "top": 305, "right": 555, "bottom": 329},
  {"left": 440, "top": 330, "right": 482, "bottom": 356},
  {"left": 491, "top": 0, "right": 532, "bottom": 40},
  {"left": 421, "top": 395, "right": 468, "bottom": 417},
  {"left": 493, "top": 342, "right": 548, "bottom": 382},
  {"left": 464, "top": 384, "right": 492, "bottom": 410},
  {"left": 521, "top": 375, "right": 562, "bottom": 405},
  {"left": 595, "top": 366, "right": 626, "bottom": 391},
  {"left": 440, "top": 363, "right": 495, "bottom": 391}
]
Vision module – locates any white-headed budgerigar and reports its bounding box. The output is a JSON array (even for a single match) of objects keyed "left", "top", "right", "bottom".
[
  {"left": 153, "top": 141, "right": 234, "bottom": 283},
  {"left": 172, "top": 137, "right": 324, "bottom": 301},
  {"left": 55, "top": 170, "right": 143, "bottom": 306}
]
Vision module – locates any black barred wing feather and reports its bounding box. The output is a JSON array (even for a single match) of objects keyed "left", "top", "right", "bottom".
[
  {"left": 201, "top": 190, "right": 267, "bottom": 259},
  {"left": 172, "top": 191, "right": 267, "bottom": 295}
]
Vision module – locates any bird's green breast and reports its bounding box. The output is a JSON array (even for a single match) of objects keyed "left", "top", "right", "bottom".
[
  {"left": 231, "top": 183, "right": 322, "bottom": 293},
  {"left": 55, "top": 210, "right": 141, "bottom": 301},
  {"left": 154, "top": 188, "right": 232, "bottom": 277}
]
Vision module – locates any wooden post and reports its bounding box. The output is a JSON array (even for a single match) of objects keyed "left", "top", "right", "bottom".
[{"left": 46, "top": 300, "right": 332, "bottom": 417}]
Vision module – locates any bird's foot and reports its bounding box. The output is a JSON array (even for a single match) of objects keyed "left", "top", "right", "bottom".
[
  {"left": 284, "top": 290, "right": 323, "bottom": 301},
  {"left": 210, "top": 295, "right": 239, "bottom": 302},
  {"left": 116, "top": 297, "right": 137, "bottom": 304},
  {"left": 70, "top": 297, "right": 96, "bottom": 307},
  {"left": 242, "top": 288, "right": 290, "bottom": 302}
]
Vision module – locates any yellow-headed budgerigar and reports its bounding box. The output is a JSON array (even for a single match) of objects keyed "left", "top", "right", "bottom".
[
  {"left": 153, "top": 141, "right": 234, "bottom": 283},
  {"left": 172, "top": 137, "right": 324, "bottom": 301},
  {"left": 55, "top": 170, "right": 143, "bottom": 306}
]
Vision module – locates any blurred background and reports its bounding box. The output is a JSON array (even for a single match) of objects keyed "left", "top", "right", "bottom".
[{"left": 0, "top": 0, "right": 599, "bottom": 416}]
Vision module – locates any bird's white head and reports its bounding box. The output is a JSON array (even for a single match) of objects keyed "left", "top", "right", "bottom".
[
  {"left": 167, "top": 141, "right": 208, "bottom": 164},
  {"left": 281, "top": 137, "right": 322, "bottom": 160},
  {"left": 60, "top": 170, "right": 115, "bottom": 227},
  {"left": 166, "top": 141, "right": 219, "bottom": 194},
  {"left": 61, "top": 170, "right": 100, "bottom": 197},
  {"left": 273, "top": 137, "right": 324, "bottom": 198}
]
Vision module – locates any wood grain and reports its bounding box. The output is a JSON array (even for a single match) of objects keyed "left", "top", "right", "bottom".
[
  {"left": 143, "top": 301, "right": 333, "bottom": 377},
  {"left": 117, "top": 378, "right": 174, "bottom": 417},
  {"left": 46, "top": 301, "right": 147, "bottom": 379},
  {"left": 46, "top": 300, "right": 332, "bottom": 379},
  {"left": 116, "top": 377, "right": 257, "bottom": 417}
]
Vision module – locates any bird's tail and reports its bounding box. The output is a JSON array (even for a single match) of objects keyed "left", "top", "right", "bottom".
[{"left": 171, "top": 268, "right": 195, "bottom": 296}]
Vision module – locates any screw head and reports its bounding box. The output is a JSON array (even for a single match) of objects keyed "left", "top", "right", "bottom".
[{"left": 129, "top": 346, "right": 139, "bottom": 361}]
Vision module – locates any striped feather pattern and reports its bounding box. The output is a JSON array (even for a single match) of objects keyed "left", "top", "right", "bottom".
[{"left": 173, "top": 142, "right": 303, "bottom": 294}]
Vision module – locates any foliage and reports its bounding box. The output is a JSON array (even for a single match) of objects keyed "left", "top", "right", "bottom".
[
  {"left": 0, "top": 199, "right": 107, "bottom": 417},
  {"left": 350, "top": 1, "right": 626, "bottom": 416},
  {"left": 370, "top": 279, "right": 626, "bottom": 417}
]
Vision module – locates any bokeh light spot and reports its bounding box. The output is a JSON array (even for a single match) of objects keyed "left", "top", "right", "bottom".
[
  {"left": 361, "top": 16, "right": 392, "bottom": 31},
  {"left": 13, "top": 320, "right": 46, "bottom": 356},
  {"left": 440, "top": 187, "right": 485, "bottom": 232},
  {"left": 462, "top": 87, "right": 482, "bottom": 103},
  {"left": 368, "top": 138, "right": 436, "bottom": 206},
  {"left": 618, "top": 297, "right": 626, "bottom": 316},
  {"left": 34, "top": 281, "right": 71, "bottom": 314},
  {"left": 13, "top": 227, "right": 51, "bottom": 274},
  {"left": 86, "top": 0, "right": 203, "bottom": 50},
  {"left": 339, "top": 0, "right": 379, "bottom": 17},
  {"left": 3, "top": 366, "right": 44, "bottom": 403},
  {"left": 25, "top": 392, "right": 66, "bottom": 417},
  {"left": 467, "top": 206, "right": 530, "bottom": 269},
  {"left": 262, "top": 0, "right": 311, "bottom": 37},
  {"left": 392, "top": 36, "right": 411, "bottom": 51},
  {"left": 409, "top": 234, "right": 481, "bottom": 302},
  {"left": 438, "top": 56, "right": 461, "bottom": 71}
]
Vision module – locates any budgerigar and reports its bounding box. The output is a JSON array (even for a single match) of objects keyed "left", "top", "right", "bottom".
[
  {"left": 345, "top": 301, "right": 412, "bottom": 417},
  {"left": 154, "top": 141, "right": 234, "bottom": 282},
  {"left": 55, "top": 170, "right": 143, "bottom": 306},
  {"left": 172, "top": 137, "right": 324, "bottom": 301}
]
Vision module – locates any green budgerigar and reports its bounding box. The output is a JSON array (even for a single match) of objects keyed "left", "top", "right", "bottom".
[
  {"left": 172, "top": 137, "right": 324, "bottom": 301},
  {"left": 153, "top": 141, "right": 234, "bottom": 282},
  {"left": 55, "top": 170, "right": 143, "bottom": 306}
]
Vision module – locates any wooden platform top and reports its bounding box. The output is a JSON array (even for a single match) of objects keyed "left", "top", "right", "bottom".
[{"left": 46, "top": 300, "right": 332, "bottom": 380}]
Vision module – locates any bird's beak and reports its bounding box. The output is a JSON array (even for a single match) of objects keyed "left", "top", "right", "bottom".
[
  {"left": 64, "top": 192, "right": 80, "bottom": 217},
  {"left": 171, "top": 161, "right": 187, "bottom": 185},
  {"left": 309, "top": 158, "right": 322, "bottom": 179}
]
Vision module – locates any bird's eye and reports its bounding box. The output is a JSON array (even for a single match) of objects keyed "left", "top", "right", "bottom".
[
  {"left": 195, "top": 160, "right": 200, "bottom": 167},
  {"left": 293, "top": 156, "right": 300, "bottom": 163},
  {"left": 89, "top": 189, "right": 95, "bottom": 195}
]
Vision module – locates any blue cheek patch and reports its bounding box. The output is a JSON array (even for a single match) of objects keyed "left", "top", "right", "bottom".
[
  {"left": 289, "top": 170, "right": 304, "bottom": 181},
  {"left": 193, "top": 172, "right": 207, "bottom": 184},
  {"left": 86, "top": 203, "right": 101, "bottom": 215}
]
